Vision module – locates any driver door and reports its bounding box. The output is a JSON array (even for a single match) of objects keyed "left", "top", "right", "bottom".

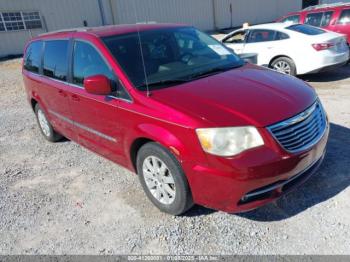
[
  {"left": 68, "top": 39, "right": 131, "bottom": 163},
  {"left": 221, "top": 30, "right": 248, "bottom": 54}
]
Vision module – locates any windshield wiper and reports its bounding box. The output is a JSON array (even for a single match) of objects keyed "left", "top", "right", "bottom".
[
  {"left": 137, "top": 78, "right": 190, "bottom": 90},
  {"left": 188, "top": 65, "right": 242, "bottom": 80}
]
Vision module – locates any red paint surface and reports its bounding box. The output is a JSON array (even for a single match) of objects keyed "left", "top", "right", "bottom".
[{"left": 277, "top": 5, "right": 350, "bottom": 44}]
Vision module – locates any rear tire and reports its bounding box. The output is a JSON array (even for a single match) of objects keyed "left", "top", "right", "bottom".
[
  {"left": 270, "top": 57, "right": 297, "bottom": 76},
  {"left": 136, "top": 142, "right": 193, "bottom": 215},
  {"left": 35, "top": 104, "right": 63, "bottom": 142}
]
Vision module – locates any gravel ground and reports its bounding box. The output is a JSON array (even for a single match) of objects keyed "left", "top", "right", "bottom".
[{"left": 0, "top": 58, "right": 349, "bottom": 255}]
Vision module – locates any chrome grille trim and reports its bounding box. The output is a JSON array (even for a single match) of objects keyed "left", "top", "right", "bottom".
[{"left": 268, "top": 100, "right": 327, "bottom": 153}]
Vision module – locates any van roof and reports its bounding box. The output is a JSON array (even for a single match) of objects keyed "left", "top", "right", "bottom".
[
  {"left": 303, "top": 2, "right": 350, "bottom": 11},
  {"left": 38, "top": 23, "right": 186, "bottom": 39}
]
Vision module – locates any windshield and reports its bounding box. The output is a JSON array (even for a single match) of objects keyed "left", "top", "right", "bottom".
[
  {"left": 286, "top": 24, "right": 325, "bottom": 35},
  {"left": 102, "top": 27, "right": 244, "bottom": 90}
]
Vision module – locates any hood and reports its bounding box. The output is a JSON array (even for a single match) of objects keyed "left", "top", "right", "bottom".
[{"left": 150, "top": 64, "right": 317, "bottom": 127}]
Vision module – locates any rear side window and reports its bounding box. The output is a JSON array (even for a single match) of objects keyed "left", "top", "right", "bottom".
[
  {"left": 247, "top": 30, "right": 276, "bottom": 43},
  {"left": 305, "top": 12, "right": 324, "bottom": 27},
  {"left": 321, "top": 11, "right": 334, "bottom": 27},
  {"left": 338, "top": 9, "right": 350, "bottom": 24},
  {"left": 281, "top": 15, "right": 300, "bottom": 24},
  {"left": 24, "top": 41, "right": 42, "bottom": 73},
  {"left": 72, "top": 41, "right": 113, "bottom": 86},
  {"left": 305, "top": 11, "right": 334, "bottom": 27},
  {"left": 43, "top": 40, "right": 69, "bottom": 81},
  {"left": 287, "top": 24, "right": 325, "bottom": 35}
]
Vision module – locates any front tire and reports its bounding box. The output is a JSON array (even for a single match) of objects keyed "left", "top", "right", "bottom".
[
  {"left": 35, "top": 104, "right": 63, "bottom": 142},
  {"left": 270, "top": 57, "right": 296, "bottom": 76},
  {"left": 136, "top": 142, "right": 193, "bottom": 215}
]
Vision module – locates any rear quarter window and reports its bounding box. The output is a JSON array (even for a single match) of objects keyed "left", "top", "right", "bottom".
[
  {"left": 305, "top": 12, "right": 324, "bottom": 27},
  {"left": 24, "top": 41, "right": 43, "bottom": 73},
  {"left": 275, "top": 31, "right": 290, "bottom": 40},
  {"left": 286, "top": 24, "right": 325, "bottom": 35}
]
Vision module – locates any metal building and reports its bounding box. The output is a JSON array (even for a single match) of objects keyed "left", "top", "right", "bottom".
[{"left": 0, "top": 0, "right": 302, "bottom": 57}]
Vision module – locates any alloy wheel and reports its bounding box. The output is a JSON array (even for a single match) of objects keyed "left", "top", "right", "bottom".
[
  {"left": 37, "top": 109, "right": 51, "bottom": 137},
  {"left": 273, "top": 61, "right": 291, "bottom": 75},
  {"left": 142, "top": 156, "right": 176, "bottom": 205}
]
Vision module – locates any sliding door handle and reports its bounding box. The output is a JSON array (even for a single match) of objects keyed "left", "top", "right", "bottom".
[
  {"left": 71, "top": 94, "right": 80, "bottom": 102},
  {"left": 58, "top": 90, "right": 67, "bottom": 97}
]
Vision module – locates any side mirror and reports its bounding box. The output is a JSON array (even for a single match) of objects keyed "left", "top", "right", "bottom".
[
  {"left": 238, "top": 53, "right": 258, "bottom": 65},
  {"left": 84, "top": 75, "right": 112, "bottom": 95}
]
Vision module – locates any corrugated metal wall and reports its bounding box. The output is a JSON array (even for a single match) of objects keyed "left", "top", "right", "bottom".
[
  {"left": 0, "top": 0, "right": 103, "bottom": 57},
  {"left": 0, "top": 0, "right": 303, "bottom": 57},
  {"left": 106, "top": 0, "right": 302, "bottom": 31},
  {"left": 107, "top": 0, "right": 214, "bottom": 31},
  {"left": 213, "top": 0, "right": 302, "bottom": 29}
]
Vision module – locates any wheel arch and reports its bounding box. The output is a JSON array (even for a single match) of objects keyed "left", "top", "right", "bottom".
[
  {"left": 128, "top": 124, "right": 188, "bottom": 173},
  {"left": 30, "top": 98, "right": 38, "bottom": 112},
  {"left": 129, "top": 137, "right": 154, "bottom": 172}
]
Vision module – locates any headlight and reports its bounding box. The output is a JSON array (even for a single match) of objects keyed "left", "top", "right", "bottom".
[{"left": 196, "top": 126, "right": 264, "bottom": 157}]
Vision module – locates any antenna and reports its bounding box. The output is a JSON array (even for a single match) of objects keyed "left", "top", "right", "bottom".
[{"left": 132, "top": 0, "right": 151, "bottom": 97}]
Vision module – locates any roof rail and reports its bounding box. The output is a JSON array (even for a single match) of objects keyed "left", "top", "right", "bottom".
[
  {"left": 303, "top": 2, "right": 350, "bottom": 11},
  {"left": 39, "top": 27, "right": 91, "bottom": 36}
]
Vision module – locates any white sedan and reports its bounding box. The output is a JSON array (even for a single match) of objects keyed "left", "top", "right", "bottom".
[{"left": 221, "top": 23, "right": 349, "bottom": 76}]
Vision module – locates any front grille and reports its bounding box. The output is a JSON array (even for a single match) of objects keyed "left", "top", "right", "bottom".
[{"left": 268, "top": 101, "right": 327, "bottom": 153}]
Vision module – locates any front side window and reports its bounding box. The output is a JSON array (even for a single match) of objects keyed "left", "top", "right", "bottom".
[
  {"left": 338, "top": 9, "right": 350, "bottom": 24},
  {"left": 72, "top": 41, "right": 113, "bottom": 86},
  {"left": 24, "top": 41, "right": 43, "bottom": 73},
  {"left": 287, "top": 24, "right": 325, "bottom": 35},
  {"left": 103, "top": 27, "right": 243, "bottom": 90},
  {"left": 305, "top": 12, "right": 326, "bottom": 27},
  {"left": 43, "top": 40, "right": 69, "bottom": 81},
  {"left": 223, "top": 30, "right": 247, "bottom": 44},
  {"left": 247, "top": 30, "right": 276, "bottom": 43},
  {"left": 281, "top": 15, "right": 301, "bottom": 24}
]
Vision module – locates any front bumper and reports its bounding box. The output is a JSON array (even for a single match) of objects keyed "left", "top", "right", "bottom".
[
  {"left": 185, "top": 124, "right": 329, "bottom": 213},
  {"left": 238, "top": 152, "right": 324, "bottom": 205}
]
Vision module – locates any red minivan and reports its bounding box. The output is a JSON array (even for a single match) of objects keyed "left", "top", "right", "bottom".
[
  {"left": 22, "top": 24, "right": 329, "bottom": 215},
  {"left": 277, "top": 3, "right": 350, "bottom": 44}
]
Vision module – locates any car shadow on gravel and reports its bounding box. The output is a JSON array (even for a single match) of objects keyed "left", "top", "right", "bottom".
[
  {"left": 185, "top": 123, "right": 350, "bottom": 220},
  {"left": 300, "top": 64, "right": 350, "bottom": 83}
]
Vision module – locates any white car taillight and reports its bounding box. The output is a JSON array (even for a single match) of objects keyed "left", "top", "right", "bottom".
[{"left": 312, "top": 43, "right": 335, "bottom": 51}]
